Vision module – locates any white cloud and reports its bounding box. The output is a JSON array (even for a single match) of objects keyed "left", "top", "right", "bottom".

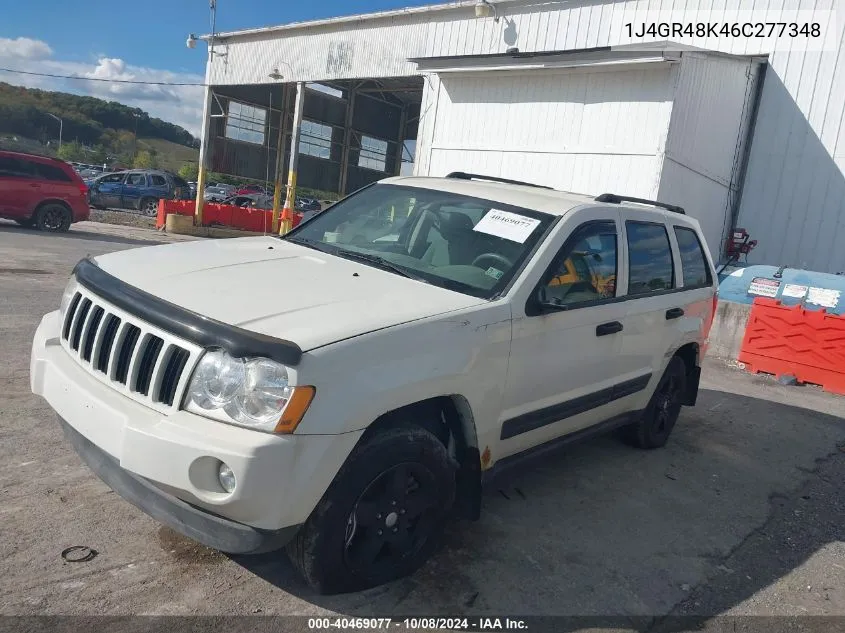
[
  {"left": 0, "top": 37, "right": 53, "bottom": 60},
  {"left": 0, "top": 37, "right": 204, "bottom": 136}
]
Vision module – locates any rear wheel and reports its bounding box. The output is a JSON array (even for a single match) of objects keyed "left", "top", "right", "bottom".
[
  {"left": 34, "top": 203, "right": 71, "bottom": 233},
  {"left": 623, "top": 356, "right": 687, "bottom": 449},
  {"left": 140, "top": 197, "right": 158, "bottom": 216},
  {"left": 286, "top": 426, "right": 456, "bottom": 594}
]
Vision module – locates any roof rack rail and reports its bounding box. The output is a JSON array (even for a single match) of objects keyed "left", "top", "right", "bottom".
[
  {"left": 594, "top": 193, "right": 685, "bottom": 214},
  {"left": 445, "top": 171, "right": 553, "bottom": 190}
]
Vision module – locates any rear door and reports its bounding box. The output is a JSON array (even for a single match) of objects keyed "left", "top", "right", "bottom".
[
  {"left": 121, "top": 172, "right": 148, "bottom": 209},
  {"left": 0, "top": 155, "right": 38, "bottom": 217},
  {"left": 616, "top": 210, "right": 686, "bottom": 411},
  {"left": 147, "top": 173, "right": 170, "bottom": 201},
  {"left": 670, "top": 222, "right": 718, "bottom": 355}
]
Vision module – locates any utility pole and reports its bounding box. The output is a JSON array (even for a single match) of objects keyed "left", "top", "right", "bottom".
[
  {"left": 132, "top": 113, "right": 141, "bottom": 160},
  {"left": 46, "top": 113, "right": 62, "bottom": 150}
]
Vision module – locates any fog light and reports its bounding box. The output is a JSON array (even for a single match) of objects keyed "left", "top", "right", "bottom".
[{"left": 218, "top": 462, "right": 236, "bottom": 493}]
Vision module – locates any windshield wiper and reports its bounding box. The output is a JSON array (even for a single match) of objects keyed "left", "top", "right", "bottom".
[
  {"left": 333, "top": 249, "right": 427, "bottom": 282},
  {"left": 283, "top": 236, "right": 337, "bottom": 254}
]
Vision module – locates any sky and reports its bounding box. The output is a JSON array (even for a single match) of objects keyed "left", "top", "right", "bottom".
[{"left": 0, "top": 0, "right": 434, "bottom": 137}]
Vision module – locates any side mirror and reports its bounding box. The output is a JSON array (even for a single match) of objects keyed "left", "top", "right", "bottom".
[{"left": 527, "top": 285, "right": 563, "bottom": 316}]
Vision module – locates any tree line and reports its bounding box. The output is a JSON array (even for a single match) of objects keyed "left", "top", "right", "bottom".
[{"left": 0, "top": 82, "right": 198, "bottom": 168}]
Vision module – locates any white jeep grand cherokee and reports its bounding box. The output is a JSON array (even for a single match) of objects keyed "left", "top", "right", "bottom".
[{"left": 31, "top": 173, "right": 717, "bottom": 593}]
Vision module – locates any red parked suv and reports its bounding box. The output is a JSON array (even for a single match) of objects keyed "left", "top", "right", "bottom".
[{"left": 0, "top": 151, "right": 90, "bottom": 232}]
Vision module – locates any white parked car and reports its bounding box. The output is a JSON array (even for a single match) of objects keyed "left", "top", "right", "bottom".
[{"left": 31, "top": 173, "right": 717, "bottom": 593}]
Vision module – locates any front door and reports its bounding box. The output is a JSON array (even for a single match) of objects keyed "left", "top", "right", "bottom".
[
  {"left": 500, "top": 209, "right": 630, "bottom": 458},
  {"left": 92, "top": 173, "right": 125, "bottom": 209},
  {"left": 121, "top": 172, "right": 148, "bottom": 209}
]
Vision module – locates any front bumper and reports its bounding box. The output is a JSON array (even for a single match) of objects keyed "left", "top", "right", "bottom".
[
  {"left": 59, "top": 415, "right": 298, "bottom": 554},
  {"left": 31, "top": 310, "right": 363, "bottom": 552}
]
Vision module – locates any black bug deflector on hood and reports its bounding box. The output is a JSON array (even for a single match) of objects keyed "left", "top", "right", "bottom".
[{"left": 73, "top": 257, "right": 304, "bottom": 366}]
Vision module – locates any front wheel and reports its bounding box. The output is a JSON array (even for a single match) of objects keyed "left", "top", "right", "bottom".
[
  {"left": 286, "top": 426, "right": 456, "bottom": 594},
  {"left": 623, "top": 356, "right": 687, "bottom": 449}
]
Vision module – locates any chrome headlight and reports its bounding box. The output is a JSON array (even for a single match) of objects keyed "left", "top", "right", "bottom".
[
  {"left": 185, "top": 349, "right": 315, "bottom": 433},
  {"left": 60, "top": 276, "right": 77, "bottom": 315}
]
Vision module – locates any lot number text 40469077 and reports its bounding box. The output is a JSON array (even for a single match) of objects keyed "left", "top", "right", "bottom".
[{"left": 307, "top": 617, "right": 528, "bottom": 630}]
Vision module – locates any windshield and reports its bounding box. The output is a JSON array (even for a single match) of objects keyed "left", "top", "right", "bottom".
[{"left": 284, "top": 183, "right": 555, "bottom": 299}]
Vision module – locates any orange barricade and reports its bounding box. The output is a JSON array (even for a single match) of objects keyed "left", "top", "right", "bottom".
[
  {"left": 738, "top": 297, "right": 845, "bottom": 395},
  {"left": 156, "top": 199, "right": 303, "bottom": 232}
]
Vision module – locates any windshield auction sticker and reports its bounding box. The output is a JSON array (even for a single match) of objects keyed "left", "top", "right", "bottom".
[{"left": 473, "top": 209, "right": 541, "bottom": 243}]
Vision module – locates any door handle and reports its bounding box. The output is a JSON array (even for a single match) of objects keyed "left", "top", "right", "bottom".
[
  {"left": 596, "top": 321, "right": 623, "bottom": 336},
  {"left": 666, "top": 308, "right": 685, "bottom": 320},
  {"left": 29, "top": 183, "right": 40, "bottom": 188}
]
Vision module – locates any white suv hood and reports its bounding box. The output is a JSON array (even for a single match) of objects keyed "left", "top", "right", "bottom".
[{"left": 92, "top": 236, "right": 486, "bottom": 351}]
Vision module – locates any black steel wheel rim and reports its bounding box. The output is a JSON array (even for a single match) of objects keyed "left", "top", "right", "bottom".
[
  {"left": 344, "top": 462, "right": 440, "bottom": 577},
  {"left": 654, "top": 375, "right": 681, "bottom": 434},
  {"left": 43, "top": 207, "right": 63, "bottom": 230}
]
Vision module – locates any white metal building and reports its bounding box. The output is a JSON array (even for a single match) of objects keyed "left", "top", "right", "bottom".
[{"left": 199, "top": 0, "right": 845, "bottom": 272}]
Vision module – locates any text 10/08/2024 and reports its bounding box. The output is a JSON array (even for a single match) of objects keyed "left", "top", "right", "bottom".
[{"left": 307, "top": 617, "right": 528, "bottom": 630}]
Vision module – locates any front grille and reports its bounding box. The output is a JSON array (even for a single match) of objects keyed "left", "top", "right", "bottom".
[{"left": 61, "top": 287, "right": 199, "bottom": 411}]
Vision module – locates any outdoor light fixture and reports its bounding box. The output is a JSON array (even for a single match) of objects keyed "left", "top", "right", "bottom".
[
  {"left": 186, "top": 33, "right": 198, "bottom": 49},
  {"left": 269, "top": 68, "right": 284, "bottom": 80},
  {"left": 474, "top": 0, "right": 499, "bottom": 22}
]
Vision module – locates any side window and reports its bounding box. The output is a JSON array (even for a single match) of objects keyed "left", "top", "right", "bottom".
[
  {"left": 127, "top": 173, "right": 147, "bottom": 186},
  {"left": 99, "top": 173, "right": 124, "bottom": 184},
  {"left": 540, "top": 221, "right": 618, "bottom": 307},
  {"left": 34, "top": 163, "right": 72, "bottom": 182},
  {"left": 0, "top": 157, "right": 35, "bottom": 178},
  {"left": 626, "top": 221, "right": 675, "bottom": 295},
  {"left": 674, "top": 226, "right": 713, "bottom": 287},
  {"left": 149, "top": 174, "right": 167, "bottom": 186}
]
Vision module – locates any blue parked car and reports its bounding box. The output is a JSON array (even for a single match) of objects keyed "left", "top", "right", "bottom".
[{"left": 88, "top": 169, "right": 192, "bottom": 216}]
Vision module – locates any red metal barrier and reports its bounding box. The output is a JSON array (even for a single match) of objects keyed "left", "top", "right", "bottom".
[
  {"left": 156, "top": 200, "right": 302, "bottom": 231},
  {"left": 738, "top": 297, "right": 845, "bottom": 395}
]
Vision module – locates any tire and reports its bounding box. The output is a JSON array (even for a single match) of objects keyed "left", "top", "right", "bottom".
[
  {"left": 140, "top": 197, "right": 159, "bottom": 217},
  {"left": 34, "top": 203, "right": 71, "bottom": 233},
  {"left": 623, "top": 356, "right": 687, "bottom": 449},
  {"left": 286, "top": 426, "right": 457, "bottom": 594}
]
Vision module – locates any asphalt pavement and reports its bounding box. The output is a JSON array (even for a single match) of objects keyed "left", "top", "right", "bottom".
[{"left": 1, "top": 220, "right": 845, "bottom": 632}]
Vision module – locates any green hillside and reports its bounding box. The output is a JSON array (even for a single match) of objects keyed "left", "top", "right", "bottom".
[
  {"left": 0, "top": 82, "right": 198, "bottom": 170},
  {"left": 137, "top": 138, "right": 199, "bottom": 173}
]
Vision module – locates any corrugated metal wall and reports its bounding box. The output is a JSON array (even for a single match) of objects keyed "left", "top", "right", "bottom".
[
  {"left": 658, "top": 53, "right": 759, "bottom": 257},
  {"left": 214, "top": 0, "right": 845, "bottom": 270}
]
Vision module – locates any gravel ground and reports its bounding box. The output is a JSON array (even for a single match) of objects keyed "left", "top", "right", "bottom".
[
  {"left": 88, "top": 208, "right": 157, "bottom": 230},
  {"left": 2, "top": 223, "right": 845, "bottom": 633}
]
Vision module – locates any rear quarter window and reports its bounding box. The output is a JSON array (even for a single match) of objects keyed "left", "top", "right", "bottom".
[
  {"left": 674, "top": 226, "right": 713, "bottom": 287},
  {"left": 626, "top": 221, "right": 675, "bottom": 295}
]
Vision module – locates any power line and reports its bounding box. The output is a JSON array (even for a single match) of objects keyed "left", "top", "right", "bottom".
[{"left": 0, "top": 67, "right": 205, "bottom": 86}]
